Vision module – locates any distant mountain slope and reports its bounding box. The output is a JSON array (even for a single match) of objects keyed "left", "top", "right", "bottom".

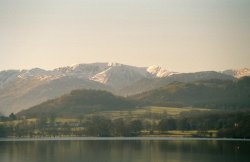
[
  {"left": 0, "top": 76, "right": 109, "bottom": 115},
  {"left": 223, "top": 68, "right": 250, "bottom": 78},
  {"left": 118, "top": 71, "right": 234, "bottom": 96},
  {"left": 131, "top": 77, "right": 250, "bottom": 109},
  {"left": 18, "top": 89, "right": 136, "bottom": 118},
  {"left": 91, "top": 63, "right": 151, "bottom": 89}
]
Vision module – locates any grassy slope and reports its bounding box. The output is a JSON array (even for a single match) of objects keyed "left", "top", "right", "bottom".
[
  {"left": 17, "top": 89, "right": 137, "bottom": 118},
  {"left": 131, "top": 77, "right": 250, "bottom": 109},
  {"left": 4, "top": 106, "right": 211, "bottom": 125},
  {"left": 90, "top": 106, "right": 211, "bottom": 121}
]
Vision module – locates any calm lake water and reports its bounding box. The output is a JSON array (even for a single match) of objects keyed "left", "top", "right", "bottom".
[{"left": 0, "top": 138, "right": 249, "bottom": 162}]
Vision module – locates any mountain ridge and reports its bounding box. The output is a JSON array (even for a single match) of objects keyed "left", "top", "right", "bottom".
[{"left": 1, "top": 63, "right": 249, "bottom": 84}]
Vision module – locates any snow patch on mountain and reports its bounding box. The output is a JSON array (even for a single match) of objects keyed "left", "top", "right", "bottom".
[
  {"left": 91, "top": 67, "right": 112, "bottom": 84},
  {"left": 54, "top": 63, "right": 108, "bottom": 79},
  {"left": 147, "top": 65, "right": 175, "bottom": 78},
  {"left": 17, "top": 68, "right": 55, "bottom": 80},
  {"left": 91, "top": 64, "right": 151, "bottom": 88}
]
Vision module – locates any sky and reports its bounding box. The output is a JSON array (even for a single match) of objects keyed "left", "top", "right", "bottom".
[{"left": 0, "top": 0, "right": 249, "bottom": 72}]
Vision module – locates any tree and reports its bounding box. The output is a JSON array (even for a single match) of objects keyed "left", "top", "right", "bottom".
[
  {"left": 176, "top": 118, "right": 190, "bottom": 130},
  {"left": 85, "top": 116, "right": 113, "bottom": 137},
  {"left": 158, "top": 118, "right": 176, "bottom": 131},
  {"left": 9, "top": 113, "right": 17, "bottom": 120},
  {"left": 113, "top": 118, "right": 126, "bottom": 136},
  {"left": 127, "top": 120, "right": 143, "bottom": 136},
  {"left": 0, "top": 125, "right": 7, "bottom": 137},
  {"left": 49, "top": 114, "right": 56, "bottom": 126},
  {"left": 37, "top": 117, "right": 47, "bottom": 129}
]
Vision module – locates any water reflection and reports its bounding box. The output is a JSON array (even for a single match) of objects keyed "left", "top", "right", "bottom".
[{"left": 0, "top": 140, "right": 249, "bottom": 162}]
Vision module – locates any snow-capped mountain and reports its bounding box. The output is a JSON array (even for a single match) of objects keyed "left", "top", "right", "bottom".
[
  {"left": 223, "top": 68, "right": 250, "bottom": 78},
  {"left": 17, "top": 68, "right": 57, "bottom": 81},
  {"left": 54, "top": 63, "right": 108, "bottom": 79},
  {"left": 0, "top": 62, "right": 173, "bottom": 114},
  {"left": 0, "top": 63, "right": 247, "bottom": 115},
  {"left": 0, "top": 62, "right": 173, "bottom": 89},
  {"left": 52, "top": 62, "right": 172, "bottom": 85},
  {"left": 91, "top": 63, "right": 152, "bottom": 88}
]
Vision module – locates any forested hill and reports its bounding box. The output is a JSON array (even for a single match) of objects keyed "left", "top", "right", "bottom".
[
  {"left": 18, "top": 77, "right": 250, "bottom": 118},
  {"left": 131, "top": 77, "right": 250, "bottom": 109},
  {"left": 18, "top": 90, "right": 136, "bottom": 118}
]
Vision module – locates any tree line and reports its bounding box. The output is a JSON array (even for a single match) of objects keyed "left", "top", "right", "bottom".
[{"left": 1, "top": 110, "right": 250, "bottom": 138}]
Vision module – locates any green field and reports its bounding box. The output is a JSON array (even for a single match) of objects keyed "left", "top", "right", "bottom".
[
  {"left": 0, "top": 118, "right": 36, "bottom": 126},
  {"left": 1, "top": 106, "right": 212, "bottom": 126},
  {"left": 89, "top": 106, "right": 212, "bottom": 121},
  {"left": 141, "top": 130, "right": 218, "bottom": 137}
]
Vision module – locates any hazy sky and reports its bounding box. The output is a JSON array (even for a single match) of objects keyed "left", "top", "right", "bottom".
[{"left": 0, "top": 0, "right": 249, "bottom": 72}]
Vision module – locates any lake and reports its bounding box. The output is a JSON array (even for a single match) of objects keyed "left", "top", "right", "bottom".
[{"left": 0, "top": 138, "right": 249, "bottom": 162}]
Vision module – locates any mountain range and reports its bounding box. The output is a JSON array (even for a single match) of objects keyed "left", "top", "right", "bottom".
[{"left": 0, "top": 62, "right": 249, "bottom": 115}]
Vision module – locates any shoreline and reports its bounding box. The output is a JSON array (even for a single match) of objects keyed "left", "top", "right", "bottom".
[{"left": 1, "top": 136, "right": 250, "bottom": 142}]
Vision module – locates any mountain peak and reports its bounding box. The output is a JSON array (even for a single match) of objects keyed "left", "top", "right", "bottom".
[
  {"left": 108, "top": 62, "right": 122, "bottom": 67},
  {"left": 147, "top": 65, "right": 174, "bottom": 78}
]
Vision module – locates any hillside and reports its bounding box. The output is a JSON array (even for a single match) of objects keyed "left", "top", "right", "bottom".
[
  {"left": 118, "top": 71, "right": 234, "bottom": 95},
  {"left": 18, "top": 89, "right": 136, "bottom": 118},
  {"left": 17, "top": 77, "right": 250, "bottom": 119},
  {"left": 0, "top": 76, "right": 109, "bottom": 115},
  {"left": 131, "top": 77, "right": 250, "bottom": 109}
]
